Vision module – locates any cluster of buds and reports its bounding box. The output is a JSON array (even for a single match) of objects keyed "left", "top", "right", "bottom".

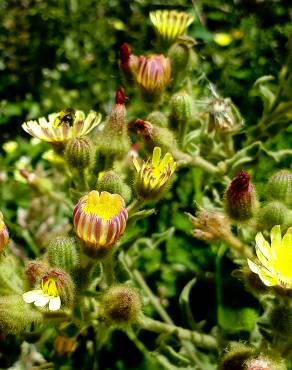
[{"left": 73, "top": 191, "right": 128, "bottom": 258}]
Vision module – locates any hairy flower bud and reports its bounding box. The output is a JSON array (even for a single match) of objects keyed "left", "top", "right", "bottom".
[
  {"left": 96, "top": 171, "right": 132, "bottom": 204},
  {"left": 96, "top": 88, "right": 131, "bottom": 166},
  {"left": 73, "top": 191, "right": 128, "bottom": 258},
  {"left": 170, "top": 92, "right": 193, "bottom": 145},
  {"left": 0, "top": 295, "right": 43, "bottom": 334},
  {"left": 119, "top": 43, "right": 138, "bottom": 75},
  {"left": 269, "top": 305, "right": 292, "bottom": 337},
  {"left": 147, "top": 111, "right": 168, "bottom": 127},
  {"left": 65, "top": 137, "right": 93, "bottom": 169},
  {"left": 219, "top": 343, "right": 254, "bottom": 370},
  {"left": 224, "top": 171, "right": 258, "bottom": 223},
  {"left": 0, "top": 211, "right": 9, "bottom": 253},
  {"left": 47, "top": 237, "right": 80, "bottom": 272},
  {"left": 266, "top": 170, "right": 292, "bottom": 208},
  {"left": 101, "top": 285, "right": 142, "bottom": 324},
  {"left": 257, "top": 201, "right": 291, "bottom": 232}
]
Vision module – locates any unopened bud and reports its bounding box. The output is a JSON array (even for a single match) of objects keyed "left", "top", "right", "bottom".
[
  {"left": 147, "top": 111, "right": 168, "bottom": 127},
  {"left": 168, "top": 42, "right": 190, "bottom": 75},
  {"left": 266, "top": 170, "right": 292, "bottom": 208},
  {"left": 224, "top": 171, "right": 258, "bottom": 223},
  {"left": 0, "top": 212, "right": 9, "bottom": 253},
  {"left": 170, "top": 92, "right": 193, "bottom": 145},
  {"left": 0, "top": 295, "right": 43, "bottom": 334},
  {"left": 233, "top": 266, "right": 268, "bottom": 297},
  {"left": 257, "top": 201, "right": 291, "bottom": 232},
  {"left": 25, "top": 259, "right": 49, "bottom": 288},
  {"left": 47, "top": 237, "right": 80, "bottom": 272},
  {"left": 65, "top": 137, "right": 92, "bottom": 169},
  {"left": 269, "top": 305, "right": 292, "bottom": 337},
  {"left": 96, "top": 171, "right": 132, "bottom": 204},
  {"left": 101, "top": 285, "right": 142, "bottom": 324},
  {"left": 219, "top": 343, "right": 254, "bottom": 370}
]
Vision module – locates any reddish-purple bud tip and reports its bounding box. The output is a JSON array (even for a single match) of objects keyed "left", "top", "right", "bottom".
[
  {"left": 134, "top": 119, "right": 153, "bottom": 136},
  {"left": 120, "top": 43, "right": 132, "bottom": 71},
  {"left": 115, "top": 87, "right": 127, "bottom": 105},
  {"left": 224, "top": 170, "right": 258, "bottom": 223}
]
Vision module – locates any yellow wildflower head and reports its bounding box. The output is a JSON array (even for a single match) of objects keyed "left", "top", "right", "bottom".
[
  {"left": 73, "top": 191, "right": 128, "bottom": 258},
  {"left": 150, "top": 10, "right": 194, "bottom": 44},
  {"left": 248, "top": 225, "right": 292, "bottom": 289},
  {"left": 22, "top": 109, "right": 101, "bottom": 145},
  {"left": 133, "top": 147, "right": 176, "bottom": 200}
]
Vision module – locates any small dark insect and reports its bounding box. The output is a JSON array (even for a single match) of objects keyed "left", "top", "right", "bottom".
[{"left": 53, "top": 108, "right": 75, "bottom": 127}]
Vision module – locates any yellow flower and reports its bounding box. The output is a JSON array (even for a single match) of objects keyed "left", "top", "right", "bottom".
[
  {"left": 135, "top": 54, "right": 171, "bottom": 95},
  {"left": 247, "top": 225, "right": 292, "bottom": 288},
  {"left": 23, "top": 275, "right": 61, "bottom": 311},
  {"left": 22, "top": 109, "right": 101, "bottom": 145},
  {"left": 150, "top": 10, "right": 194, "bottom": 43},
  {"left": 133, "top": 147, "right": 176, "bottom": 199},
  {"left": 73, "top": 191, "right": 128, "bottom": 257}
]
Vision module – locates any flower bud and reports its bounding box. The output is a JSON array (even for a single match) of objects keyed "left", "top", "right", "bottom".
[
  {"left": 266, "top": 170, "right": 292, "bottom": 208},
  {"left": 234, "top": 266, "right": 268, "bottom": 297},
  {"left": 47, "top": 236, "right": 80, "bottom": 272},
  {"left": 0, "top": 211, "right": 9, "bottom": 253},
  {"left": 133, "top": 146, "right": 176, "bottom": 200},
  {"left": 101, "top": 285, "right": 142, "bottom": 324},
  {"left": 224, "top": 171, "right": 258, "bottom": 223},
  {"left": 219, "top": 343, "right": 254, "bottom": 370},
  {"left": 73, "top": 191, "right": 128, "bottom": 258},
  {"left": 168, "top": 42, "right": 190, "bottom": 74},
  {"left": 133, "top": 55, "right": 171, "bottom": 99},
  {"left": 23, "top": 268, "right": 75, "bottom": 311},
  {"left": 96, "top": 88, "right": 131, "bottom": 167},
  {"left": 147, "top": 111, "right": 168, "bottom": 127},
  {"left": 119, "top": 43, "right": 139, "bottom": 75},
  {"left": 170, "top": 92, "right": 193, "bottom": 145},
  {"left": 25, "top": 259, "right": 49, "bottom": 288},
  {"left": 269, "top": 305, "right": 292, "bottom": 337},
  {"left": 257, "top": 201, "right": 291, "bottom": 232},
  {"left": 0, "top": 295, "right": 43, "bottom": 334},
  {"left": 96, "top": 171, "right": 132, "bottom": 204},
  {"left": 246, "top": 354, "right": 287, "bottom": 370},
  {"left": 65, "top": 137, "right": 92, "bottom": 169}
]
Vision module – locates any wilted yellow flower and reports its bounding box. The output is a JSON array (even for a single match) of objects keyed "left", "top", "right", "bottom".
[
  {"left": 0, "top": 212, "right": 9, "bottom": 253},
  {"left": 22, "top": 109, "right": 101, "bottom": 145},
  {"left": 135, "top": 55, "right": 171, "bottom": 95},
  {"left": 73, "top": 191, "right": 128, "bottom": 257},
  {"left": 133, "top": 147, "right": 176, "bottom": 199},
  {"left": 248, "top": 225, "right": 292, "bottom": 288},
  {"left": 150, "top": 10, "right": 194, "bottom": 43}
]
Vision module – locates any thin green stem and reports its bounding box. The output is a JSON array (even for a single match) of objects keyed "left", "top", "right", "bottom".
[
  {"left": 101, "top": 254, "right": 115, "bottom": 289},
  {"left": 137, "top": 315, "right": 217, "bottom": 350},
  {"left": 127, "top": 199, "right": 146, "bottom": 216},
  {"left": 177, "top": 154, "right": 221, "bottom": 176}
]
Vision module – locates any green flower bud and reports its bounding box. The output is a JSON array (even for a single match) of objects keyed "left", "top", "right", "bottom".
[
  {"left": 0, "top": 295, "right": 43, "bottom": 334},
  {"left": 147, "top": 111, "right": 168, "bottom": 127},
  {"left": 96, "top": 171, "right": 132, "bottom": 204},
  {"left": 224, "top": 171, "right": 258, "bottom": 223},
  {"left": 219, "top": 343, "right": 254, "bottom": 370},
  {"left": 65, "top": 137, "right": 92, "bottom": 169},
  {"left": 95, "top": 88, "right": 131, "bottom": 168},
  {"left": 266, "top": 170, "right": 292, "bottom": 208},
  {"left": 257, "top": 201, "right": 291, "bottom": 231},
  {"left": 101, "top": 285, "right": 142, "bottom": 325},
  {"left": 47, "top": 237, "right": 80, "bottom": 272},
  {"left": 170, "top": 92, "right": 193, "bottom": 146},
  {"left": 168, "top": 42, "right": 190, "bottom": 74}
]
